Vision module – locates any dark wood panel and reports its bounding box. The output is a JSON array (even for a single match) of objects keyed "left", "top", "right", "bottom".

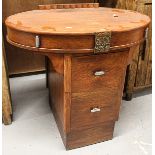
[{"left": 48, "top": 54, "right": 64, "bottom": 128}]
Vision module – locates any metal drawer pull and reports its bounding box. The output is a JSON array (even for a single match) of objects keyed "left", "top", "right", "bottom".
[
  {"left": 35, "top": 35, "right": 40, "bottom": 48},
  {"left": 94, "top": 71, "right": 105, "bottom": 76},
  {"left": 91, "top": 107, "right": 101, "bottom": 113}
]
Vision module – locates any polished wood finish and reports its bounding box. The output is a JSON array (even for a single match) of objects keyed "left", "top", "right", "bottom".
[
  {"left": 6, "top": 8, "right": 149, "bottom": 34},
  {"left": 5, "top": 7, "right": 150, "bottom": 149},
  {"left": 116, "top": 0, "right": 152, "bottom": 100},
  {"left": 48, "top": 54, "right": 66, "bottom": 140},
  {"left": 6, "top": 27, "right": 146, "bottom": 54},
  {"left": 5, "top": 7, "right": 149, "bottom": 55}
]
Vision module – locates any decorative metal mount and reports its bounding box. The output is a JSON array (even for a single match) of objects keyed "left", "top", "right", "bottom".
[{"left": 94, "top": 31, "right": 111, "bottom": 54}]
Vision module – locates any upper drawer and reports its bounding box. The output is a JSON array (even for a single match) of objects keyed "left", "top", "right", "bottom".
[{"left": 71, "top": 51, "right": 128, "bottom": 93}]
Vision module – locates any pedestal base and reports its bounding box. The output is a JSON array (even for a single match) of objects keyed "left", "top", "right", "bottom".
[{"left": 47, "top": 50, "right": 128, "bottom": 149}]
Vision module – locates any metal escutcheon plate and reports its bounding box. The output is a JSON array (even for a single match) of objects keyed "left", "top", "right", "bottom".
[{"left": 94, "top": 31, "right": 111, "bottom": 53}]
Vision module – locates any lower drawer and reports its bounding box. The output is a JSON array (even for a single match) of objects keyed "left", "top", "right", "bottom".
[
  {"left": 71, "top": 104, "right": 116, "bottom": 130},
  {"left": 71, "top": 90, "right": 118, "bottom": 130}
]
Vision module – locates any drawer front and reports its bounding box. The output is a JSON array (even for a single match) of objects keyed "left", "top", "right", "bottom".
[
  {"left": 71, "top": 89, "right": 119, "bottom": 130},
  {"left": 71, "top": 51, "right": 128, "bottom": 93},
  {"left": 71, "top": 101, "right": 116, "bottom": 130}
]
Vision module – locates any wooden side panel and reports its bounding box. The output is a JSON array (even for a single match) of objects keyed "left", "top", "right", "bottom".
[
  {"left": 47, "top": 54, "right": 72, "bottom": 146},
  {"left": 2, "top": 38, "right": 12, "bottom": 125},
  {"left": 47, "top": 54, "right": 65, "bottom": 141}
]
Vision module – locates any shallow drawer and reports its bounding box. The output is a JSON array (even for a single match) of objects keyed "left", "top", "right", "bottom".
[{"left": 71, "top": 51, "right": 128, "bottom": 93}]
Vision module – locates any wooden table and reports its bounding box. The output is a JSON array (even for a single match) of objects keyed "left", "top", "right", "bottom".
[{"left": 5, "top": 6, "right": 150, "bottom": 150}]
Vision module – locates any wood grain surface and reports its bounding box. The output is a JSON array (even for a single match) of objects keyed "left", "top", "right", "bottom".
[
  {"left": 5, "top": 8, "right": 150, "bottom": 34},
  {"left": 5, "top": 7, "right": 150, "bottom": 55},
  {"left": 71, "top": 51, "right": 129, "bottom": 93},
  {"left": 67, "top": 121, "right": 114, "bottom": 149},
  {"left": 6, "top": 27, "right": 146, "bottom": 55}
]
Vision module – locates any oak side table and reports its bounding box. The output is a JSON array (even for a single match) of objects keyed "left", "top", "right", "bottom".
[{"left": 5, "top": 5, "right": 150, "bottom": 150}]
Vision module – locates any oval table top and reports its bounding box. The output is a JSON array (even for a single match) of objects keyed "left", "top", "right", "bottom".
[{"left": 5, "top": 7, "right": 150, "bottom": 35}]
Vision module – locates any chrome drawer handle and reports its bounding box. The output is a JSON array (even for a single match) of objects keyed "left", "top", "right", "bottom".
[
  {"left": 35, "top": 35, "right": 40, "bottom": 48},
  {"left": 94, "top": 71, "right": 105, "bottom": 76},
  {"left": 91, "top": 107, "right": 101, "bottom": 113}
]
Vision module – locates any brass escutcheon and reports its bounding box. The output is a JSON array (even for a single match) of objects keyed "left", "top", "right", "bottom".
[{"left": 94, "top": 31, "right": 111, "bottom": 53}]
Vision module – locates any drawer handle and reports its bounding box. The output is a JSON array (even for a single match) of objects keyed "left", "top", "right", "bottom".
[
  {"left": 94, "top": 71, "right": 105, "bottom": 76},
  {"left": 35, "top": 35, "right": 40, "bottom": 48},
  {"left": 91, "top": 107, "right": 101, "bottom": 113}
]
